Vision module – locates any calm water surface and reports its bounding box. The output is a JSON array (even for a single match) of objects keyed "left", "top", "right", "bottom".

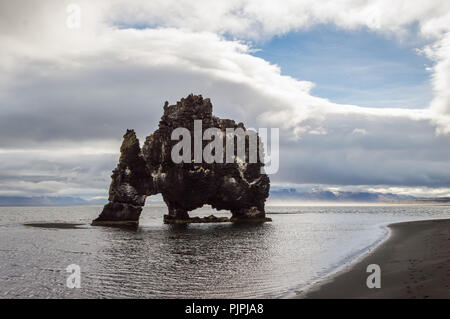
[{"left": 0, "top": 205, "right": 449, "bottom": 298}]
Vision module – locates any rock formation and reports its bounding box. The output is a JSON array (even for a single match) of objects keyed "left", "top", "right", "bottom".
[{"left": 92, "top": 94, "right": 271, "bottom": 226}]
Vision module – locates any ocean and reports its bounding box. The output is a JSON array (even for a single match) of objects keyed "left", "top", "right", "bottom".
[{"left": 0, "top": 205, "right": 449, "bottom": 298}]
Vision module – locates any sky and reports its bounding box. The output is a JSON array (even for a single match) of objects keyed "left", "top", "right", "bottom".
[
  {"left": 1, "top": 0, "right": 450, "bottom": 199},
  {"left": 254, "top": 27, "right": 433, "bottom": 109}
]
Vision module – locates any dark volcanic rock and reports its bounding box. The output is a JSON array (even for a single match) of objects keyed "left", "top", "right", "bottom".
[
  {"left": 92, "top": 94, "right": 271, "bottom": 226},
  {"left": 163, "top": 214, "right": 230, "bottom": 224}
]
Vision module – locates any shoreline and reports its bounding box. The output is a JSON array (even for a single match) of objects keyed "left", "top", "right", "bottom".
[
  {"left": 281, "top": 221, "right": 392, "bottom": 299},
  {"left": 295, "top": 218, "right": 450, "bottom": 299}
]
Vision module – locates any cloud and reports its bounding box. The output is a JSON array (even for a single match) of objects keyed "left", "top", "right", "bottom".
[
  {"left": 105, "top": 0, "right": 450, "bottom": 39},
  {"left": 105, "top": 0, "right": 450, "bottom": 122},
  {"left": 351, "top": 128, "right": 367, "bottom": 135},
  {"left": 423, "top": 32, "right": 450, "bottom": 130},
  {"left": 0, "top": 0, "right": 450, "bottom": 197},
  {"left": 0, "top": 148, "right": 117, "bottom": 197},
  {"left": 276, "top": 116, "right": 450, "bottom": 188}
]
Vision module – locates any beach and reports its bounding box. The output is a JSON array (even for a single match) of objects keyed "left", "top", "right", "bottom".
[{"left": 301, "top": 219, "right": 450, "bottom": 299}]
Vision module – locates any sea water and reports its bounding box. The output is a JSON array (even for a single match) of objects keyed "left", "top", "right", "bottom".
[{"left": 0, "top": 205, "right": 449, "bottom": 298}]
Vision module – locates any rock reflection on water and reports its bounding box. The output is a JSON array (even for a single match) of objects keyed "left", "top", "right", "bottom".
[{"left": 89, "top": 222, "right": 276, "bottom": 298}]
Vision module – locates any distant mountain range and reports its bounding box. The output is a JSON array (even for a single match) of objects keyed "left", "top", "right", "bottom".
[
  {"left": 399, "top": 197, "right": 450, "bottom": 204},
  {"left": 0, "top": 196, "right": 107, "bottom": 206},
  {"left": 268, "top": 188, "right": 416, "bottom": 203},
  {"left": 1, "top": 190, "right": 449, "bottom": 206}
]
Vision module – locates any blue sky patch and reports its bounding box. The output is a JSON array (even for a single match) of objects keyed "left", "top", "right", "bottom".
[{"left": 253, "top": 26, "right": 433, "bottom": 109}]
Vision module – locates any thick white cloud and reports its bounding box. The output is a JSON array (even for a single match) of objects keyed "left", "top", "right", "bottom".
[
  {"left": 105, "top": 0, "right": 449, "bottom": 38},
  {"left": 1, "top": 0, "right": 450, "bottom": 197},
  {"left": 424, "top": 33, "right": 450, "bottom": 129},
  {"left": 106, "top": 0, "right": 450, "bottom": 124}
]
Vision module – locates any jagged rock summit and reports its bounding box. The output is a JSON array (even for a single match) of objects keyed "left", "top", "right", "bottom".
[{"left": 92, "top": 94, "right": 271, "bottom": 226}]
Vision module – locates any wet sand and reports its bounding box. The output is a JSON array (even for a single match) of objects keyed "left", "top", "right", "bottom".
[{"left": 301, "top": 219, "right": 450, "bottom": 299}]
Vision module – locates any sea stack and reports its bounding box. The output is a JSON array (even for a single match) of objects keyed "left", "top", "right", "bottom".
[{"left": 92, "top": 94, "right": 271, "bottom": 226}]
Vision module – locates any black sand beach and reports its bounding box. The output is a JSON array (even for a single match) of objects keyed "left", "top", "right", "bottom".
[{"left": 301, "top": 219, "right": 450, "bottom": 299}]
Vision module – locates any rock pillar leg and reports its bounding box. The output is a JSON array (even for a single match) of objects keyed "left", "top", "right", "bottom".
[
  {"left": 92, "top": 130, "right": 152, "bottom": 227},
  {"left": 92, "top": 202, "right": 143, "bottom": 226},
  {"left": 163, "top": 207, "right": 191, "bottom": 224},
  {"left": 230, "top": 206, "right": 272, "bottom": 222}
]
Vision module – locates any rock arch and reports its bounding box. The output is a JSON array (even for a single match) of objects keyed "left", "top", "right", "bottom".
[{"left": 92, "top": 95, "right": 271, "bottom": 226}]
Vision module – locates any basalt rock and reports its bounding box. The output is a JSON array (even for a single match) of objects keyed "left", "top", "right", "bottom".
[
  {"left": 163, "top": 214, "right": 230, "bottom": 224},
  {"left": 92, "top": 94, "right": 271, "bottom": 226}
]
